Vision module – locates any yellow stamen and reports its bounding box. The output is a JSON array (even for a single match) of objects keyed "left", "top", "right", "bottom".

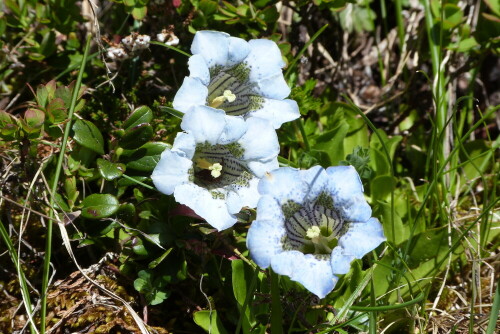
[
  {"left": 209, "top": 90, "right": 236, "bottom": 108},
  {"left": 195, "top": 158, "right": 223, "bottom": 178},
  {"left": 306, "top": 225, "right": 321, "bottom": 239},
  {"left": 209, "top": 163, "right": 223, "bottom": 178}
]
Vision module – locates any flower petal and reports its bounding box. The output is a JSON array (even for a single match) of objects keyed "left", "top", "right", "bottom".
[
  {"left": 249, "top": 98, "right": 300, "bottom": 129},
  {"left": 227, "top": 36, "right": 251, "bottom": 66},
  {"left": 173, "top": 77, "right": 208, "bottom": 113},
  {"left": 238, "top": 117, "right": 279, "bottom": 162},
  {"left": 330, "top": 246, "right": 356, "bottom": 275},
  {"left": 174, "top": 183, "right": 237, "bottom": 230},
  {"left": 325, "top": 166, "right": 372, "bottom": 222},
  {"left": 151, "top": 149, "right": 192, "bottom": 195},
  {"left": 247, "top": 219, "right": 286, "bottom": 268},
  {"left": 188, "top": 54, "right": 210, "bottom": 85},
  {"left": 271, "top": 251, "right": 338, "bottom": 298},
  {"left": 226, "top": 176, "right": 260, "bottom": 214},
  {"left": 300, "top": 165, "right": 329, "bottom": 201},
  {"left": 247, "top": 158, "right": 279, "bottom": 178},
  {"left": 258, "top": 168, "right": 310, "bottom": 204},
  {"left": 191, "top": 30, "right": 230, "bottom": 68},
  {"left": 172, "top": 132, "right": 196, "bottom": 158},
  {"left": 218, "top": 115, "right": 247, "bottom": 145},
  {"left": 181, "top": 106, "right": 226, "bottom": 144},
  {"left": 246, "top": 39, "right": 285, "bottom": 82},
  {"left": 253, "top": 72, "right": 291, "bottom": 100},
  {"left": 338, "top": 218, "right": 386, "bottom": 258},
  {"left": 256, "top": 194, "right": 285, "bottom": 222}
]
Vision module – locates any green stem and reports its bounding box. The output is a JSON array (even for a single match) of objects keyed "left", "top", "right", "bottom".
[
  {"left": 39, "top": 34, "right": 92, "bottom": 332},
  {"left": 270, "top": 270, "right": 283, "bottom": 333},
  {"left": 295, "top": 118, "right": 310, "bottom": 152}
]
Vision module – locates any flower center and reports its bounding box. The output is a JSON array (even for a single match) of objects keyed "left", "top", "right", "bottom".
[
  {"left": 190, "top": 143, "right": 253, "bottom": 196},
  {"left": 207, "top": 65, "right": 263, "bottom": 115},
  {"left": 281, "top": 193, "right": 345, "bottom": 256},
  {"left": 195, "top": 158, "right": 223, "bottom": 178},
  {"left": 209, "top": 90, "right": 236, "bottom": 109}
]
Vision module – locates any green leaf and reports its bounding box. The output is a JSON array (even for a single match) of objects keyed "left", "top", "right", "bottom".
[
  {"left": 46, "top": 98, "right": 67, "bottom": 124},
  {"left": 24, "top": 108, "right": 45, "bottom": 131},
  {"left": 442, "top": 4, "right": 464, "bottom": 30},
  {"left": 81, "top": 194, "right": 119, "bottom": 219},
  {"left": 232, "top": 260, "right": 254, "bottom": 332},
  {"left": 72, "top": 119, "right": 105, "bottom": 155},
  {"left": 119, "top": 123, "right": 153, "bottom": 149},
  {"left": 370, "top": 175, "right": 396, "bottom": 201},
  {"left": 124, "top": 142, "right": 170, "bottom": 172},
  {"left": 97, "top": 158, "right": 125, "bottom": 180},
  {"left": 131, "top": 6, "right": 147, "bottom": 20},
  {"left": 314, "top": 120, "right": 349, "bottom": 165},
  {"left": 148, "top": 248, "right": 173, "bottom": 269},
  {"left": 193, "top": 310, "right": 228, "bottom": 334},
  {"left": 123, "top": 106, "right": 153, "bottom": 131}
]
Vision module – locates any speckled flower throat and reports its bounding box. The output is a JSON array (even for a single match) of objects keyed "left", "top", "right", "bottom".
[
  {"left": 282, "top": 193, "right": 346, "bottom": 256},
  {"left": 207, "top": 65, "right": 263, "bottom": 115},
  {"left": 192, "top": 143, "right": 252, "bottom": 193}
]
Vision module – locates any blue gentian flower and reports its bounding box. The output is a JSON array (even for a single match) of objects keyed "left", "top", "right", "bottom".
[
  {"left": 247, "top": 166, "right": 385, "bottom": 298},
  {"left": 152, "top": 105, "right": 279, "bottom": 231},
  {"left": 173, "top": 30, "right": 300, "bottom": 129}
]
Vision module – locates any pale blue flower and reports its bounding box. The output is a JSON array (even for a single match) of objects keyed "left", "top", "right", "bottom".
[
  {"left": 247, "top": 166, "right": 385, "bottom": 298},
  {"left": 173, "top": 30, "right": 300, "bottom": 129},
  {"left": 152, "top": 105, "right": 279, "bottom": 231}
]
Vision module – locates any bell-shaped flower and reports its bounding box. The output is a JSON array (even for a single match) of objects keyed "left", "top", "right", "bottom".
[
  {"left": 152, "top": 105, "right": 280, "bottom": 231},
  {"left": 173, "top": 30, "right": 300, "bottom": 129},
  {"left": 247, "top": 166, "right": 385, "bottom": 298}
]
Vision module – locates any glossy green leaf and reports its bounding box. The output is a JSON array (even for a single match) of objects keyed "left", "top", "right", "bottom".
[
  {"left": 193, "top": 310, "right": 228, "bottom": 334},
  {"left": 119, "top": 123, "right": 153, "bottom": 149},
  {"left": 125, "top": 142, "right": 171, "bottom": 171},
  {"left": 123, "top": 106, "right": 153, "bottom": 131},
  {"left": 81, "top": 193, "right": 119, "bottom": 219},
  {"left": 97, "top": 158, "right": 126, "bottom": 180},
  {"left": 148, "top": 248, "right": 173, "bottom": 269},
  {"left": 72, "top": 119, "right": 105, "bottom": 155}
]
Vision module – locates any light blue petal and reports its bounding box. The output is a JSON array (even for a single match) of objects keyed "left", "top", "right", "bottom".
[
  {"left": 247, "top": 219, "right": 286, "bottom": 268},
  {"left": 191, "top": 31, "right": 230, "bottom": 68},
  {"left": 174, "top": 183, "right": 237, "bottom": 230},
  {"left": 271, "top": 251, "right": 338, "bottom": 298},
  {"left": 338, "top": 218, "right": 385, "bottom": 258},
  {"left": 300, "top": 166, "right": 329, "bottom": 201},
  {"left": 258, "top": 167, "right": 310, "bottom": 204},
  {"left": 247, "top": 158, "right": 279, "bottom": 178},
  {"left": 253, "top": 72, "right": 291, "bottom": 100},
  {"left": 246, "top": 39, "right": 285, "bottom": 82},
  {"left": 181, "top": 106, "right": 226, "bottom": 145},
  {"left": 248, "top": 98, "right": 299, "bottom": 129},
  {"left": 238, "top": 117, "right": 279, "bottom": 162},
  {"left": 151, "top": 149, "right": 192, "bottom": 195},
  {"left": 172, "top": 132, "right": 196, "bottom": 158},
  {"left": 218, "top": 115, "right": 247, "bottom": 145},
  {"left": 330, "top": 246, "right": 356, "bottom": 275},
  {"left": 256, "top": 195, "right": 285, "bottom": 222},
  {"left": 226, "top": 176, "right": 260, "bottom": 214},
  {"left": 325, "top": 166, "right": 372, "bottom": 222},
  {"left": 188, "top": 54, "right": 210, "bottom": 85},
  {"left": 227, "top": 36, "right": 250, "bottom": 66},
  {"left": 173, "top": 77, "right": 208, "bottom": 113}
]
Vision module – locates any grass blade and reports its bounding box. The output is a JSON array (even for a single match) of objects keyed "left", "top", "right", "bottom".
[{"left": 39, "top": 34, "right": 92, "bottom": 332}]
